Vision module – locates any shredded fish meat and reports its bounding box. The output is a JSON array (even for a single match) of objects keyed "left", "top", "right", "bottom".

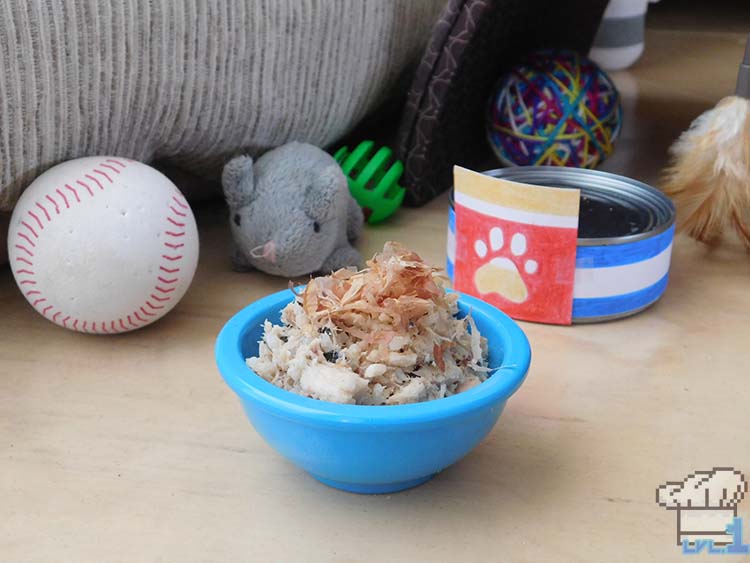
[{"left": 246, "top": 242, "right": 489, "bottom": 405}]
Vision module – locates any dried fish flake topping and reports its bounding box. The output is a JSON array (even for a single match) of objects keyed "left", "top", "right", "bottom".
[{"left": 247, "top": 242, "right": 489, "bottom": 405}]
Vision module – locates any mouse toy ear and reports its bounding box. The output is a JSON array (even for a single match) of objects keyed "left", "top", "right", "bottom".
[
  {"left": 303, "top": 165, "right": 341, "bottom": 220},
  {"left": 222, "top": 155, "right": 255, "bottom": 209}
]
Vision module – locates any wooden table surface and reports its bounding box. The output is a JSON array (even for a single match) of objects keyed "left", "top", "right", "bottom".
[{"left": 2, "top": 29, "right": 750, "bottom": 563}]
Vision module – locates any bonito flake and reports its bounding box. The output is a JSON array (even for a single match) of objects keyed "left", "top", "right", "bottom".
[{"left": 247, "top": 242, "right": 489, "bottom": 405}]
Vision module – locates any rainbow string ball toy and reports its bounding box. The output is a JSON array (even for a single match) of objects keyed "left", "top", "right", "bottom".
[
  {"left": 334, "top": 141, "right": 405, "bottom": 224},
  {"left": 487, "top": 50, "right": 622, "bottom": 169}
]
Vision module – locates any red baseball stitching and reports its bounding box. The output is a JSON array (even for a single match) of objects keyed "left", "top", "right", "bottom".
[
  {"left": 56, "top": 189, "right": 70, "bottom": 208},
  {"left": 15, "top": 244, "right": 33, "bottom": 257},
  {"left": 36, "top": 202, "right": 51, "bottom": 221},
  {"left": 45, "top": 195, "right": 60, "bottom": 214},
  {"left": 29, "top": 211, "right": 43, "bottom": 230},
  {"left": 21, "top": 220, "right": 38, "bottom": 238},
  {"left": 85, "top": 174, "right": 103, "bottom": 191},
  {"left": 94, "top": 169, "right": 112, "bottom": 183},
  {"left": 65, "top": 184, "right": 80, "bottom": 202},
  {"left": 18, "top": 233, "right": 35, "bottom": 247},
  {"left": 76, "top": 179, "right": 93, "bottom": 197},
  {"left": 11, "top": 159, "right": 191, "bottom": 334}
]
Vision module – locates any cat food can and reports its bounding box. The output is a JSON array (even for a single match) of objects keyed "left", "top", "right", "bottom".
[{"left": 447, "top": 167, "right": 675, "bottom": 323}]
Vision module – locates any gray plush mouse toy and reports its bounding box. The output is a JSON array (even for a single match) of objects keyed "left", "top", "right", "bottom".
[{"left": 221, "top": 142, "right": 364, "bottom": 277}]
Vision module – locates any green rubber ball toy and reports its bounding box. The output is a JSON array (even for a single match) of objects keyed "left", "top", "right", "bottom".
[{"left": 333, "top": 141, "right": 406, "bottom": 224}]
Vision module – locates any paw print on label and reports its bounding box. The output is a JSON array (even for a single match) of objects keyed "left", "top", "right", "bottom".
[{"left": 473, "top": 227, "right": 537, "bottom": 304}]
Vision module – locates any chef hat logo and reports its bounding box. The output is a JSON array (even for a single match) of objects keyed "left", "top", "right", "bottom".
[{"left": 656, "top": 467, "right": 748, "bottom": 510}]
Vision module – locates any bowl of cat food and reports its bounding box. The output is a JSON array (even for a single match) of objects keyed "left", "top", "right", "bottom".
[{"left": 215, "top": 243, "right": 531, "bottom": 494}]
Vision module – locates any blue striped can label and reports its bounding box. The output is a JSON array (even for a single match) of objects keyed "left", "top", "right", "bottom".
[
  {"left": 572, "top": 225, "right": 674, "bottom": 321},
  {"left": 446, "top": 204, "right": 456, "bottom": 280}
]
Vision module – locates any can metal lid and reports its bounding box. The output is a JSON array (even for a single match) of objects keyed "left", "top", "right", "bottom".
[{"left": 450, "top": 166, "right": 674, "bottom": 246}]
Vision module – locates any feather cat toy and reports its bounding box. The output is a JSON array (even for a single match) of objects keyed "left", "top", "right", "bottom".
[{"left": 662, "top": 37, "right": 750, "bottom": 250}]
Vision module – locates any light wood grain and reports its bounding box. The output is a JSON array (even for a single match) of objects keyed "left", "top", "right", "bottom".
[{"left": 2, "top": 29, "right": 750, "bottom": 563}]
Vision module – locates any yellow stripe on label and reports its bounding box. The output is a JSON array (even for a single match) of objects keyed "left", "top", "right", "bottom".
[{"left": 454, "top": 166, "right": 580, "bottom": 217}]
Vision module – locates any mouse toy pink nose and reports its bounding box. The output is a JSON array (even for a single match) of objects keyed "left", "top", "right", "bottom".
[
  {"left": 250, "top": 240, "right": 276, "bottom": 263},
  {"left": 263, "top": 241, "right": 276, "bottom": 263}
]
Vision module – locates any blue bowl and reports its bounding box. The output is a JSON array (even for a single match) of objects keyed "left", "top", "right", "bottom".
[{"left": 215, "top": 288, "right": 531, "bottom": 494}]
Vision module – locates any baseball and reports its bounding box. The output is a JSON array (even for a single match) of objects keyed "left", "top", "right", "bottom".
[{"left": 8, "top": 157, "right": 199, "bottom": 333}]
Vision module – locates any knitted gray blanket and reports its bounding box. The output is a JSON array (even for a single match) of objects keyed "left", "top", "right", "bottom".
[{"left": 0, "top": 0, "right": 443, "bottom": 211}]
